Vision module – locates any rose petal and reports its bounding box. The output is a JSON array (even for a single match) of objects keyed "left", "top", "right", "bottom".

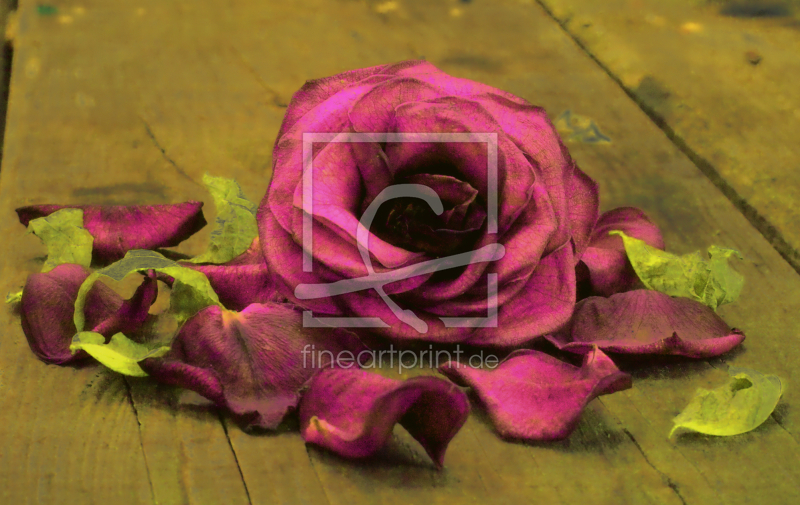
[
  {"left": 299, "top": 367, "right": 470, "bottom": 468},
  {"left": 16, "top": 202, "right": 207, "bottom": 262},
  {"left": 140, "top": 303, "right": 366, "bottom": 430},
  {"left": 185, "top": 263, "right": 277, "bottom": 312},
  {"left": 20, "top": 264, "right": 158, "bottom": 365},
  {"left": 407, "top": 173, "right": 480, "bottom": 220},
  {"left": 288, "top": 140, "right": 426, "bottom": 272},
  {"left": 388, "top": 60, "right": 529, "bottom": 106},
  {"left": 566, "top": 164, "right": 600, "bottom": 260},
  {"left": 545, "top": 289, "right": 745, "bottom": 358},
  {"left": 182, "top": 237, "right": 279, "bottom": 311},
  {"left": 470, "top": 94, "right": 600, "bottom": 256},
  {"left": 579, "top": 207, "right": 665, "bottom": 296},
  {"left": 277, "top": 63, "right": 397, "bottom": 141},
  {"left": 348, "top": 76, "right": 444, "bottom": 134},
  {"left": 439, "top": 347, "right": 631, "bottom": 441},
  {"left": 90, "top": 270, "right": 158, "bottom": 336},
  {"left": 268, "top": 75, "right": 395, "bottom": 236},
  {"left": 461, "top": 244, "right": 576, "bottom": 347}
]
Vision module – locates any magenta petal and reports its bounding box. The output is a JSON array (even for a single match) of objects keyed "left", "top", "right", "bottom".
[
  {"left": 182, "top": 238, "right": 278, "bottom": 311},
  {"left": 439, "top": 348, "right": 631, "bottom": 441},
  {"left": 185, "top": 263, "right": 277, "bottom": 311},
  {"left": 276, "top": 63, "right": 394, "bottom": 140},
  {"left": 16, "top": 202, "right": 206, "bottom": 262},
  {"left": 90, "top": 270, "right": 158, "bottom": 336},
  {"left": 299, "top": 367, "right": 469, "bottom": 468},
  {"left": 140, "top": 303, "right": 366, "bottom": 430},
  {"left": 545, "top": 290, "right": 746, "bottom": 358},
  {"left": 20, "top": 264, "right": 149, "bottom": 364},
  {"left": 580, "top": 207, "right": 664, "bottom": 296}
]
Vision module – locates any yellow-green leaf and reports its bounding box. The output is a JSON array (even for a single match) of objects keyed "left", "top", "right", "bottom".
[
  {"left": 184, "top": 173, "right": 258, "bottom": 264},
  {"left": 26, "top": 208, "right": 94, "bottom": 272},
  {"left": 610, "top": 230, "right": 743, "bottom": 310},
  {"left": 74, "top": 249, "right": 222, "bottom": 332},
  {"left": 5, "top": 290, "right": 23, "bottom": 304},
  {"left": 70, "top": 331, "right": 170, "bottom": 377},
  {"left": 669, "top": 367, "right": 783, "bottom": 438},
  {"left": 706, "top": 245, "right": 745, "bottom": 307}
]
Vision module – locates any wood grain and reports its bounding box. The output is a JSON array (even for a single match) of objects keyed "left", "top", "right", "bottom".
[{"left": 536, "top": 0, "right": 800, "bottom": 272}]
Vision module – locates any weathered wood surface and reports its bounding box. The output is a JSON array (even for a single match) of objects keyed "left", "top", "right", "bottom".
[
  {"left": 537, "top": 0, "right": 800, "bottom": 271},
  {"left": 0, "top": 0, "right": 797, "bottom": 504}
]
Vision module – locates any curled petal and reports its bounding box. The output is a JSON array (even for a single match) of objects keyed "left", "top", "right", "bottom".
[
  {"left": 580, "top": 207, "right": 664, "bottom": 296},
  {"left": 140, "top": 303, "right": 366, "bottom": 430},
  {"left": 90, "top": 270, "right": 158, "bottom": 336},
  {"left": 545, "top": 290, "right": 745, "bottom": 358},
  {"left": 16, "top": 202, "right": 207, "bottom": 262},
  {"left": 299, "top": 367, "right": 470, "bottom": 468},
  {"left": 20, "top": 264, "right": 157, "bottom": 364},
  {"left": 439, "top": 348, "right": 630, "bottom": 441}
]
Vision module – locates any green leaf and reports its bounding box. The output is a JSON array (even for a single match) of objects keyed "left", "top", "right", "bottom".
[
  {"left": 184, "top": 173, "right": 258, "bottom": 264},
  {"left": 73, "top": 249, "right": 222, "bottom": 332},
  {"left": 706, "top": 245, "right": 745, "bottom": 307},
  {"left": 69, "top": 331, "right": 170, "bottom": 377},
  {"left": 610, "top": 230, "right": 744, "bottom": 310},
  {"left": 669, "top": 367, "right": 783, "bottom": 438},
  {"left": 26, "top": 208, "right": 94, "bottom": 272},
  {"left": 5, "top": 290, "right": 23, "bottom": 304}
]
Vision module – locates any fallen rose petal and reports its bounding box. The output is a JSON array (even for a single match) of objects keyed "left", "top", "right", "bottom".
[
  {"left": 140, "top": 303, "right": 366, "bottom": 430},
  {"left": 90, "top": 270, "right": 158, "bottom": 336},
  {"left": 579, "top": 207, "right": 664, "bottom": 296},
  {"left": 16, "top": 202, "right": 206, "bottom": 262},
  {"left": 74, "top": 249, "right": 222, "bottom": 331},
  {"left": 439, "top": 347, "right": 631, "bottom": 441},
  {"left": 20, "top": 264, "right": 159, "bottom": 364},
  {"left": 181, "top": 237, "right": 278, "bottom": 311},
  {"left": 184, "top": 263, "right": 277, "bottom": 311},
  {"left": 299, "top": 367, "right": 469, "bottom": 468},
  {"left": 545, "top": 289, "right": 745, "bottom": 358}
]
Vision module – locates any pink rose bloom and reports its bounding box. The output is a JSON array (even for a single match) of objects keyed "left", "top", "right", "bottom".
[{"left": 258, "top": 60, "right": 655, "bottom": 346}]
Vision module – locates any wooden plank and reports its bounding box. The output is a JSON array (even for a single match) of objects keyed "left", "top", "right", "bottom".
[
  {"left": 1, "top": 0, "right": 799, "bottom": 504},
  {"left": 127, "top": 379, "right": 252, "bottom": 505},
  {"left": 0, "top": 1, "right": 280, "bottom": 503},
  {"left": 223, "top": 418, "right": 331, "bottom": 505},
  {"left": 534, "top": 0, "right": 800, "bottom": 271}
]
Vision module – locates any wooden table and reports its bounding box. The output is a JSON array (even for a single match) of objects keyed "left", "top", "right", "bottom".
[{"left": 1, "top": 1, "right": 798, "bottom": 503}]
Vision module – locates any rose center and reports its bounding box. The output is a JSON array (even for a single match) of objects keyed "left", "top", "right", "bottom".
[{"left": 371, "top": 179, "right": 486, "bottom": 258}]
